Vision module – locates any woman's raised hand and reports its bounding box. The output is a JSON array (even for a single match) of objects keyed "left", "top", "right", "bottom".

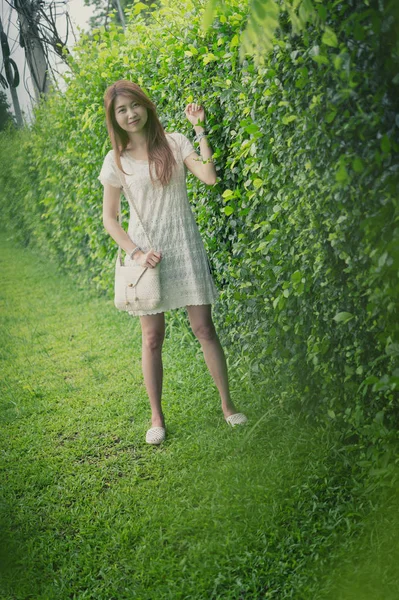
[
  {"left": 133, "top": 249, "right": 162, "bottom": 269},
  {"left": 185, "top": 103, "right": 205, "bottom": 127}
]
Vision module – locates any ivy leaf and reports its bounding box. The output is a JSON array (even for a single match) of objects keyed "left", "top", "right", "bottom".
[
  {"left": 312, "top": 55, "right": 329, "bottom": 65},
  {"left": 378, "top": 252, "right": 388, "bottom": 267},
  {"left": 386, "top": 343, "right": 399, "bottom": 356},
  {"left": 335, "top": 164, "right": 349, "bottom": 183},
  {"left": 273, "top": 295, "right": 280, "bottom": 309},
  {"left": 322, "top": 27, "right": 338, "bottom": 47},
  {"left": 363, "top": 376, "right": 379, "bottom": 385},
  {"left": 282, "top": 115, "right": 298, "bottom": 124},
  {"left": 230, "top": 35, "right": 240, "bottom": 49},
  {"left": 325, "top": 110, "right": 337, "bottom": 123},
  {"left": 257, "top": 241, "right": 268, "bottom": 252},
  {"left": 352, "top": 157, "right": 364, "bottom": 173},
  {"left": 203, "top": 53, "right": 218, "bottom": 65},
  {"left": 333, "top": 312, "right": 354, "bottom": 324},
  {"left": 133, "top": 2, "right": 148, "bottom": 15},
  {"left": 291, "top": 270, "right": 303, "bottom": 283},
  {"left": 245, "top": 124, "right": 260, "bottom": 134}
]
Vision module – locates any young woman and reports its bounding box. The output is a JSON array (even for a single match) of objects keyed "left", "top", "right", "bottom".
[{"left": 99, "top": 80, "right": 247, "bottom": 444}]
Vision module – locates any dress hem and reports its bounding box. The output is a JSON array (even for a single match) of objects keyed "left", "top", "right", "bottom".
[{"left": 127, "top": 295, "right": 218, "bottom": 317}]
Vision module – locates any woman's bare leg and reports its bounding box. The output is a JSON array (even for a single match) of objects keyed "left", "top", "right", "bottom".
[
  {"left": 140, "top": 313, "right": 165, "bottom": 427},
  {"left": 186, "top": 304, "right": 237, "bottom": 418}
]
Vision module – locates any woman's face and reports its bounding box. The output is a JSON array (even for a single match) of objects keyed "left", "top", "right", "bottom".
[{"left": 114, "top": 94, "right": 148, "bottom": 134}]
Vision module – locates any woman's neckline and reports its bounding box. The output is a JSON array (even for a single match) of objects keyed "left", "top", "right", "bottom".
[
  {"left": 122, "top": 133, "right": 173, "bottom": 163},
  {"left": 122, "top": 149, "right": 148, "bottom": 163}
]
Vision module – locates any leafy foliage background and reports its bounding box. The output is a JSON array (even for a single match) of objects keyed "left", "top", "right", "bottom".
[
  {"left": 0, "top": 0, "right": 398, "bottom": 454},
  {"left": 0, "top": 91, "right": 15, "bottom": 131}
]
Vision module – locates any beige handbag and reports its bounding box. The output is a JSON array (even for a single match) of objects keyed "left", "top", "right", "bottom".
[{"left": 114, "top": 172, "right": 161, "bottom": 312}]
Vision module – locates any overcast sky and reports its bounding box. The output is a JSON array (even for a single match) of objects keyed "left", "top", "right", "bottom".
[{"left": 1, "top": 0, "right": 95, "bottom": 123}]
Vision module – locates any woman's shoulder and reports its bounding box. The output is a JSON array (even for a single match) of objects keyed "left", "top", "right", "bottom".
[
  {"left": 165, "top": 131, "right": 187, "bottom": 143},
  {"left": 99, "top": 149, "right": 121, "bottom": 177},
  {"left": 166, "top": 131, "right": 194, "bottom": 155},
  {"left": 165, "top": 131, "right": 183, "bottom": 154},
  {"left": 102, "top": 148, "right": 118, "bottom": 167}
]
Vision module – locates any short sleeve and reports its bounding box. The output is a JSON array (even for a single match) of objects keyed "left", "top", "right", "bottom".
[
  {"left": 98, "top": 151, "right": 122, "bottom": 188},
  {"left": 177, "top": 132, "right": 196, "bottom": 161}
]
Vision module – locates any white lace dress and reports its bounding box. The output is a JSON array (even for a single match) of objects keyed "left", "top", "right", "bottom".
[{"left": 98, "top": 131, "right": 219, "bottom": 316}]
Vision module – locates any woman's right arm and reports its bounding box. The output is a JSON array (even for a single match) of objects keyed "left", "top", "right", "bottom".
[
  {"left": 102, "top": 183, "right": 162, "bottom": 268},
  {"left": 102, "top": 183, "right": 137, "bottom": 255}
]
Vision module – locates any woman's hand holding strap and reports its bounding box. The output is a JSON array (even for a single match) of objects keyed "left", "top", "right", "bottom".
[{"left": 133, "top": 248, "right": 162, "bottom": 269}]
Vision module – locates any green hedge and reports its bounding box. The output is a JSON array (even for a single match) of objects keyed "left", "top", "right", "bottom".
[{"left": 0, "top": 0, "right": 398, "bottom": 448}]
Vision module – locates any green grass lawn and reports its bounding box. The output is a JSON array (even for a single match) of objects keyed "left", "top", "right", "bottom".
[{"left": 0, "top": 232, "right": 397, "bottom": 600}]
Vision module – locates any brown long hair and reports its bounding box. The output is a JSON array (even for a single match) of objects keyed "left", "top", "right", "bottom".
[{"left": 103, "top": 80, "right": 177, "bottom": 186}]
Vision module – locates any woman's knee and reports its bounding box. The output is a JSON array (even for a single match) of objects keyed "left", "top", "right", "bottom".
[
  {"left": 192, "top": 321, "right": 217, "bottom": 342},
  {"left": 142, "top": 329, "right": 164, "bottom": 351}
]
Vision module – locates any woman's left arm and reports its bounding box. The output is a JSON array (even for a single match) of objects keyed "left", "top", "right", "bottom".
[{"left": 184, "top": 103, "right": 217, "bottom": 186}]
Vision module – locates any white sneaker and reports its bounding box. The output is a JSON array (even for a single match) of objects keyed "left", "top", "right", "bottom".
[
  {"left": 225, "top": 413, "right": 248, "bottom": 427},
  {"left": 146, "top": 426, "right": 166, "bottom": 445}
]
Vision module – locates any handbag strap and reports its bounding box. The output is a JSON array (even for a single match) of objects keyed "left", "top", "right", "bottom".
[{"left": 116, "top": 160, "right": 153, "bottom": 263}]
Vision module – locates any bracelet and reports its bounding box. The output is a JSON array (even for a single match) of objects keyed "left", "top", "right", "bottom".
[
  {"left": 194, "top": 131, "right": 207, "bottom": 144},
  {"left": 129, "top": 246, "right": 142, "bottom": 260}
]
